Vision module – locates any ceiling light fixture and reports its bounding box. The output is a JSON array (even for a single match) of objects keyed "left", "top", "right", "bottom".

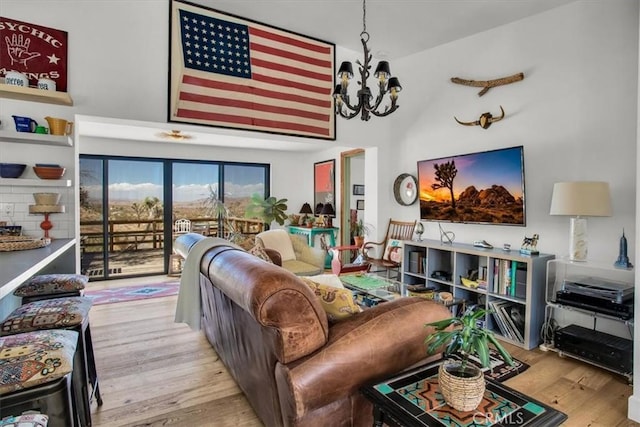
[
  {"left": 156, "top": 129, "right": 193, "bottom": 140},
  {"left": 333, "top": 0, "right": 402, "bottom": 121}
]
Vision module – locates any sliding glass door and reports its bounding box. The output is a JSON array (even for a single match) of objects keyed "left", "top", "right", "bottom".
[{"left": 80, "top": 155, "right": 269, "bottom": 280}]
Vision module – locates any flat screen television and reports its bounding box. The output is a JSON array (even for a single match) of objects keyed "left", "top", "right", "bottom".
[{"left": 417, "top": 145, "right": 526, "bottom": 226}]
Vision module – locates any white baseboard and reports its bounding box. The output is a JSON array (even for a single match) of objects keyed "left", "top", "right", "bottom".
[{"left": 628, "top": 395, "right": 640, "bottom": 422}]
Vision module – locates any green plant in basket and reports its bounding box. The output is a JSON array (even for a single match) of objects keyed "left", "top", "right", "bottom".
[{"left": 424, "top": 306, "right": 514, "bottom": 411}]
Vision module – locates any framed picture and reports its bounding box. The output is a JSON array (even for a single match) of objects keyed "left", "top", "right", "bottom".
[
  {"left": 314, "top": 159, "right": 335, "bottom": 210},
  {"left": 168, "top": 0, "right": 336, "bottom": 140},
  {"left": 356, "top": 199, "right": 364, "bottom": 210},
  {"left": 353, "top": 184, "right": 365, "bottom": 196}
]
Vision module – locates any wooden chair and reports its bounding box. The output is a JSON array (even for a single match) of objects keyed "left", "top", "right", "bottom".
[
  {"left": 170, "top": 219, "right": 192, "bottom": 276},
  {"left": 173, "top": 218, "right": 192, "bottom": 234},
  {"left": 362, "top": 219, "right": 417, "bottom": 280}
]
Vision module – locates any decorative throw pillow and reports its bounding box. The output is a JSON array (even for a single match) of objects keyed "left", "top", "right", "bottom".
[
  {"left": 307, "top": 274, "right": 344, "bottom": 289},
  {"left": 300, "top": 277, "right": 361, "bottom": 322},
  {"left": 248, "top": 241, "right": 274, "bottom": 264},
  {"left": 0, "top": 414, "right": 49, "bottom": 427},
  {"left": 383, "top": 239, "right": 403, "bottom": 263}
]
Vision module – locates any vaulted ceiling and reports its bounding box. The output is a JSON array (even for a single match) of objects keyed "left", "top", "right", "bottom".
[
  {"left": 79, "top": 0, "right": 578, "bottom": 150},
  {"left": 204, "top": 0, "right": 578, "bottom": 59}
]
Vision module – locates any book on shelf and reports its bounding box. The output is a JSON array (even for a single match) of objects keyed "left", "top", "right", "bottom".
[
  {"left": 499, "top": 259, "right": 512, "bottom": 295},
  {"left": 513, "top": 261, "right": 527, "bottom": 299},
  {"left": 409, "top": 251, "right": 421, "bottom": 273},
  {"left": 492, "top": 259, "right": 500, "bottom": 293}
]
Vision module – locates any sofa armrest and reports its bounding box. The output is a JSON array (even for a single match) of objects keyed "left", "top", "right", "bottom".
[
  {"left": 275, "top": 298, "right": 452, "bottom": 419},
  {"left": 290, "top": 234, "right": 325, "bottom": 269},
  {"left": 264, "top": 248, "right": 282, "bottom": 266}
]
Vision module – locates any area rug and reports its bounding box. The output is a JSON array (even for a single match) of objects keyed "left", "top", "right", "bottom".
[
  {"left": 452, "top": 348, "right": 530, "bottom": 383},
  {"left": 84, "top": 281, "right": 180, "bottom": 305}
]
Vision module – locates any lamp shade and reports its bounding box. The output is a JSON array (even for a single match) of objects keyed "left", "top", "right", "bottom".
[
  {"left": 374, "top": 61, "right": 391, "bottom": 79},
  {"left": 387, "top": 77, "right": 402, "bottom": 93},
  {"left": 337, "top": 61, "right": 354, "bottom": 79},
  {"left": 314, "top": 203, "right": 324, "bottom": 215},
  {"left": 300, "top": 203, "right": 313, "bottom": 215},
  {"left": 320, "top": 203, "right": 335, "bottom": 216},
  {"left": 549, "top": 181, "right": 612, "bottom": 217}
]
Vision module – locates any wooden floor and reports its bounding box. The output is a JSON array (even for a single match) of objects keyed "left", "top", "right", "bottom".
[{"left": 88, "top": 276, "right": 639, "bottom": 427}]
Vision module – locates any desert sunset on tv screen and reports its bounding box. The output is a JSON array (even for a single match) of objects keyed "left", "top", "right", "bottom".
[{"left": 417, "top": 146, "right": 525, "bottom": 226}]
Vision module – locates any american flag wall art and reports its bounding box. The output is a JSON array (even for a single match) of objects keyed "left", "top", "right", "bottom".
[{"left": 169, "top": 0, "right": 336, "bottom": 140}]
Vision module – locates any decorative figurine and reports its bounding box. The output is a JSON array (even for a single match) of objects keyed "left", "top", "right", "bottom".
[
  {"left": 415, "top": 222, "right": 425, "bottom": 241},
  {"left": 520, "top": 233, "right": 539, "bottom": 255},
  {"left": 614, "top": 229, "right": 634, "bottom": 269}
]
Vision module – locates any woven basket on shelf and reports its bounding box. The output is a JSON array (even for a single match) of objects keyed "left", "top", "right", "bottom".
[
  {"left": 438, "top": 360, "right": 486, "bottom": 412},
  {"left": 0, "top": 236, "right": 51, "bottom": 252}
]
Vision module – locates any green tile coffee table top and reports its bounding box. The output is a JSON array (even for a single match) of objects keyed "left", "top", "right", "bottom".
[
  {"left": 340, "top": 273, "right": 399, "bottom": 291},
  {"left": 361, "top": 361, "right": 567, "bottom": 427}
]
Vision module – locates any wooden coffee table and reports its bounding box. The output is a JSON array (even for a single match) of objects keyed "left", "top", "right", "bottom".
[{"left": 361, "top": 360, "right": 567, "bottom": 427}]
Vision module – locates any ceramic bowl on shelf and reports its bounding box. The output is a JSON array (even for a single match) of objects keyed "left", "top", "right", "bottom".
[
  {"left": 33, "top": 166, "right": 66, "bottom": 180},
  {"left": 0, "top": 163, "right": 27, "bottom": 178},
  {"left": 33, "top": 192, "right": 61, "bottom": 205}
]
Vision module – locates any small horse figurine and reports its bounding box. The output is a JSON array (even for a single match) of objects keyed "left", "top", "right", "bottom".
[{"left": 521, "top": 233, "right": 539, "bottom": 253}]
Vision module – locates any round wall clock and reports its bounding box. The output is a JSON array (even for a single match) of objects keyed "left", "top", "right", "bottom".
[{"left": 393, "top": 173, "right": 418, "bottom": 206}]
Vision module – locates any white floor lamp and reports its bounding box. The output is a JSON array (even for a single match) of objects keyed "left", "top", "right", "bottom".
[{"left": 549, "top": 181, "right": 612, "bottom": 262}]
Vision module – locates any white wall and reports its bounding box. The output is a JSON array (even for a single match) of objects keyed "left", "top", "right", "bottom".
[
  {"left": 630, "top": 3, "right": 640, "bottom": 422},
  {"left": 392, "top": 1, "right": 637, "bottom": 266}
]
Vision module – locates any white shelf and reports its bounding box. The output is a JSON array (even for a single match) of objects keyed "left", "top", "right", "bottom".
[
  {"left": 0, "top": 178, "right": 72, "bottom": 187},
  {"left": 0, "top": 83, "right": 73, "bottom": 106},
  {"left": 0, "top": 130, "right": 72, "bottom": 147},
  {"left": 402, "top": 239, "right": 555, "bottom": 350}
]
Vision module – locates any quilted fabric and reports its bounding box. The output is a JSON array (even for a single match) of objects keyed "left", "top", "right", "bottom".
[
  {"left": 0, "top": 329, "right": 78, "bottom": 394},
  {"left": 0, "top": 297, "right": 92, "bottom": 336},
  {"left": 248, "top": 240, "right": 274, "bottom": 264},
  {"left": 0, "top": 413, "right": 49, "bottom": 427},
  {"left": 300, "top": 278, "right": 361, "bottom": 322},
  {"left": 14, "top": 274, "right": 88, "bottom": 297}
]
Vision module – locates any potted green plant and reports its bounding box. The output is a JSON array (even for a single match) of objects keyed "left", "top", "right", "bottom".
[
  {"left": 244, "top": 193, "right": 289, "bottom": 228},
  {"left": 351, "top": 219, "right": 370, "bottom": 247},
  {"left": 424, "top": 306, "right": 513, "bottom": 412}
]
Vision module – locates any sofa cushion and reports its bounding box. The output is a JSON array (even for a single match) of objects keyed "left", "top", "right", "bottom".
[
  {"left": 300, "top": 278, "right": 361, "bottom": 322},
  {"left": 248, "top": 241, "right": 274, "bottom": 264},
  {"left": 282, "top": 260, "right": 323, "bottom": 276},
  {"left": 258, "top": 229, "right": 296, "bottom": 261},
  {"left": 307, "top": 274, "right": 344, "bottom": 289}
]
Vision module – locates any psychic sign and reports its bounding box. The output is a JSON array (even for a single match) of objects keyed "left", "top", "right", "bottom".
[{"left": 0, "top": 17, "right": 68, "bottom": 92}]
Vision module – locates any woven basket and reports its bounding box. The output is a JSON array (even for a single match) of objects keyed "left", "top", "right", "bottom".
[
  {"left": 0, "top": 236, "right": 51, "bottom": 252},
  {"left": 438, "top": 360, "right": 485, "bottom": 412}
]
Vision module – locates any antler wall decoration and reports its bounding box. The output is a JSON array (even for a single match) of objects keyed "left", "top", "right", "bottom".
[
  {"left": 451, "top": 72, "right": 524, "bottom": 96},
  {"left": 454, "top": 106, "right": 505, "bottom": 129}
]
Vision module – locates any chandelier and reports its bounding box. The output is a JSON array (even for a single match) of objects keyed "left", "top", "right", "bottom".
[{"left": 333, "top": 0, "right": 402, "bottom": 121}]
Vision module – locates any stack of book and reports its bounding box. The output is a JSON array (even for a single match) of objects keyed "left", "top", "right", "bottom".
[{"left": 492, "top": 259, "right": 527, "bottom": 298}]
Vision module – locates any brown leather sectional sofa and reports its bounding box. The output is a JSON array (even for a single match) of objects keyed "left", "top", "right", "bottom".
[{"left": 175, "top": 233, "right": 451, "bottom": 427}]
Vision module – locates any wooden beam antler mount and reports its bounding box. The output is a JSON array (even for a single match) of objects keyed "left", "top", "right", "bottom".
[{"left": 451, "top": 72, "right": 524, "bottom": 96}]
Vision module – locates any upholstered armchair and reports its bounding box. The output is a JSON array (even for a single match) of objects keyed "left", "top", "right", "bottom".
[{"left": 256, "top": 229, "right": 325, "bottom": 276}]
